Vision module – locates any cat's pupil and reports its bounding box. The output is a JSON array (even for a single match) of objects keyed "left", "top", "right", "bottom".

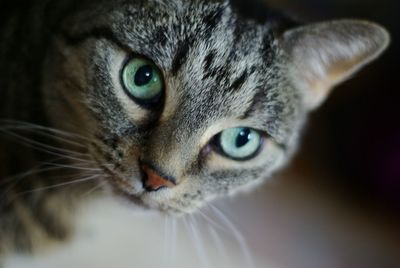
[
  {"left": 134, "top": 65, "right": 153, "bottom": 86},
  {"left": 236, "top": 128, "right": 251, "bottom": 147}
]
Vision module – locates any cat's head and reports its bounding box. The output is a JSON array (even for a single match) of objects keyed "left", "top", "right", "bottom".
[{"left": 42, "top": 0, "right": 389, "bottom": 213}]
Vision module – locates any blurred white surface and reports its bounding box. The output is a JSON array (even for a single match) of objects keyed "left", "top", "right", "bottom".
[
  {"left": 4, "top": 173, "right": 399, "bottom": 268},
  {"left": 4, "top": 196, "right": 277, "bottom": 268}
]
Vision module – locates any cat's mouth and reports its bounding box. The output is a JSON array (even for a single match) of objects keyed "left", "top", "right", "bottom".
[
  {"left": 98, "top": 163, "right": 150, "bottom": 207},
  {"left": 108, "top": 179, "right": 147, "bottom": 207},
  {"left": 103, "top": 170, "right": 190, "bottom": 214},
  {"left": 105, "top": 173, "right": 150, "bottom": 208},
  {"left": 97, "top": 160, "right": 190, "bottom": 213}
]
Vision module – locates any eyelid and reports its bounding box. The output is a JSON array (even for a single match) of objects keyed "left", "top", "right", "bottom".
[{"left": 261, "top": 132, "right": 286, "bottom": 151}]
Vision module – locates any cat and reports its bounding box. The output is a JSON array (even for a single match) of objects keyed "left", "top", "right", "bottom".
[{"left": 0, "top": 0, "right": 390, "bottom": 258}]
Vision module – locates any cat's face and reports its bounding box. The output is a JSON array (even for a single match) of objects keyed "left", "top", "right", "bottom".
[{"left": 41, "top": 0, "right": 389, "bottom": 213}]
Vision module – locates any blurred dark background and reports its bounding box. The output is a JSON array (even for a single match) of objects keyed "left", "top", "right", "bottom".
[
  {"left": 239, "top": 1, "right": 400, "bottom": 267},
  {"left": 268, "top": 0, "right": 400, "bottom": 214}
]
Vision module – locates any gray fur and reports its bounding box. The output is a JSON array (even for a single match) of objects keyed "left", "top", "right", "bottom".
[{"left": 0, "top": 0, "right": 389, "bottom": 256}]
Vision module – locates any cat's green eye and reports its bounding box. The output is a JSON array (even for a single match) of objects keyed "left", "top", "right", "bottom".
[
  {"left": 121, "top": 56, "right": 164, "bottom": 103},
  {"left": 215, "top": 127, "right": 263, "bottom": 161}
]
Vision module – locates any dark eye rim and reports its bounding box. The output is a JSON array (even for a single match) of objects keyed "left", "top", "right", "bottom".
[
  {"left": 210, "top": 128, "right": 265, "bottom": 161},
  {"left": 120, "top": 53, "right": 165, "bottom": 109}
]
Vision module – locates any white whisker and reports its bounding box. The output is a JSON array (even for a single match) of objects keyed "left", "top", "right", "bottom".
[
  {"left": 163, "top": 216, "right": 170, "bottom": 266},
  {"left": 207, "top": 223, "right": 229, "bottom": 268},
  {"left": 1, "top": 159, "right": 86, "bottom": 195},
  {"left": 81, "top": 180, "right": 107, "bottom": 198},
  {"left": 13, "top": 174, "right": 100, "bottom": 197},
  {"left": 0, "top": 120, "right": 89, "bottom": 141},
  {"left": 185, "top": 215, "right": 211, "bottom": 268},
  {"left": 43, "top": 162, "right": 101, "bottom": 172},
  {"left": 0, "top": 128, "right": 89, "bottom": 158},
  {"left": 209, "top": 205, "right": 255, "bottom": 268},
  {"left": 197, "top": 208, "right": 229, "bottom": 234},
  {"left": 1, "top": 164, "right": 64, "bottom": 186},
  {"left": 171, "top": 217, "right": 177, "bottom": 267},
  {"left": 1, "top": 125, "right": 87, "bottom": 148}
]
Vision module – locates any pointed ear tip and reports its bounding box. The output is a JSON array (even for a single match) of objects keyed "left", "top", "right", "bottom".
[
  {"left": 360, "top": 21, "right": 391, "bottom": 59},
  {"left": 283, "top": 20, "right": 390, "bottom": 111},
  {"left": 338, "top": 19, "right": 391, "bottom": 49},
  {"left": 369, "top": 22, "right": 391, "bottom": 50},
  {"left": 282, "top": 19, "right": 391, "bottom": 47}
]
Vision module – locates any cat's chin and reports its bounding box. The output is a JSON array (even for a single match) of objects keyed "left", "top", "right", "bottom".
[
  {"left": 103, "top": 173, "right": 173, "bottom": 213},
  {"left": 108, "top": 181, "right": 147, "bottom": 207},
  {"left": 105, "top": 180, "right": 195, "bottom": 215},
  {"left": 99, "top": 171, "right": 147, "bottom": 207},
  {"left": 99, "top": 166, "right": 198, "bottom": 214}
]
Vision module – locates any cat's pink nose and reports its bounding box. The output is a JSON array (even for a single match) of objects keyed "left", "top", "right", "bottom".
[{"left": 141, "top": 164, "right": 176, "bottom": 192}]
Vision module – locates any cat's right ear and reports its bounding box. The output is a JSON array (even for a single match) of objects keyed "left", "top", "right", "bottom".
[{"left": 280, "top": 20, "right": 390, "bottom": 110}]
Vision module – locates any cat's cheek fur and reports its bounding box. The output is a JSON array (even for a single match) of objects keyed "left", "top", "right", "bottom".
[{"left": 41, "top": 39, "right": 95, "bottom": 138}]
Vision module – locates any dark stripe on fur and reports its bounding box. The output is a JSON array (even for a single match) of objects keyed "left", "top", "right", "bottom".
[
  {"left": 202, "top": 6, "right": 225, "bottom": 38},
  {"left": 232, "top": 20, "right": 249, "bottom": 44},
  {"left": 260, "top": 32, "right": 276, "bottom": 66},
  {"left": 229, "top": 70, "right": 248, "bottom": 91},
  {"left": 171, "top": 40, "right": 191, "bottom": 75},
  {"left": 203, "top": 50, "right": 216, "bottom": 75},
  {"left": 151, "top": 26, "right": 168, "bottom": 47},
  {"left": 242, "top": 86, "right": 268, "bottom": 119}
]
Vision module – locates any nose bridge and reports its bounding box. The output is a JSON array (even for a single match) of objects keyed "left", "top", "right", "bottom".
[
  {"left": 149, "top": 121, "right": 178, "bottom": 153},
  {"left": 147, "top": 115, "right": 204, "bottom": 175},
  {"left": 146, "top": 121, "right": 189, "bottom": 174}
]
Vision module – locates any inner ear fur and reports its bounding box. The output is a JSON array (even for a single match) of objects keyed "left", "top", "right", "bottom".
[{"left": 281, "top": 19, "right": 390, "bottom": 110}]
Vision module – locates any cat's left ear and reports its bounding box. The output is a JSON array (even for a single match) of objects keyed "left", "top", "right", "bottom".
[{"left": 281, "top": 20, "right": 390, "bottom": 110}]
